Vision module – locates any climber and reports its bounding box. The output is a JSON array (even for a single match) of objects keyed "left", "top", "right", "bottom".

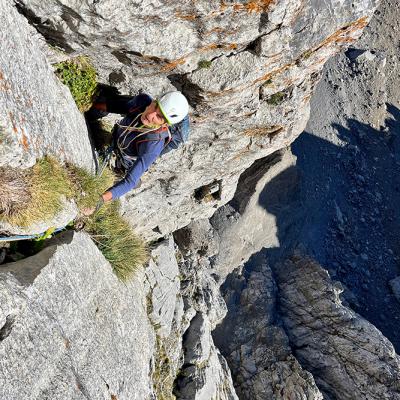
[{"left": 85, "top": 90, "right": 190, "bottom": 213}]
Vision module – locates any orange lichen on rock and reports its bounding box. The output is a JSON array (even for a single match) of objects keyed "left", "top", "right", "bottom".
[
  {"left": 233, "top": 0, "right": 275, "bottom": 13},
  {"left": 8, "top": 112, "right": 18, "bottom": 134},
  {"left": 319, "top": 16, "right": 369, "bottom": 48},
  {"left": 160, "top": 57, "right": 186, "bottom": 72},
  {"left": 21, "top": 131, "right": 29, "bottom": 150},
  {"left": 0, "top": 71, "right": 11, "bottom": 91},
  {"left": 301, "top": 16, "right": 370, "bottom": 60},
  {"left": 175, "top": 12, "right": 197, "bottom": 21}
]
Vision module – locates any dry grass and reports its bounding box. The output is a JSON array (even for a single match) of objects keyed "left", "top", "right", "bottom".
[
  {"left": 0, "top": 168, "right": 31, "bottom": 220},
  {"left": 243, "top": 125, "right": 283, "bottom": 138},
  {"left": 68, "top": 164, "right": 114, "bottom": 210},
  {"left": 84, "top": 201, "right": 148, "bottom": 281},
  {"left": 2, "top": 157, "right": 74, "bottom": 227},
  {"left": 1, "top": 156, "right": 147, "bottom": 281}
]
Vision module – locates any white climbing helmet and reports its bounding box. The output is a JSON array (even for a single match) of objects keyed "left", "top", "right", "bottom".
[{"left": 157, "top": 91, "right": 189, "bottom": 125}]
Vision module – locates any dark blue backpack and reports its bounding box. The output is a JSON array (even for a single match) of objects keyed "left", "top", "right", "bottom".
[{"left": 161, "top": 115, "right": 190, "bottom": 155}]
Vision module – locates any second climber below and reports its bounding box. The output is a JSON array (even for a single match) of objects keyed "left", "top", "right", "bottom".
[{"left": 93, "top": 90, "right": 190, "bottom": 205}]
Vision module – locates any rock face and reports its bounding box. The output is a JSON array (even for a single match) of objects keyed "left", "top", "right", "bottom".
[
  {"left": 0, "top": 0, "right": 94, "bottom": 171},
  {"left": 289, "top": 0, "right": 400, "bottom": 349},
  {"left": 0, "top": 232, "right": 238, "bottom": 400},
  {"left": 173, "top": 229, "right": 238, "bottom": 400},
  {"left": 17, "top": 0, "right": 379, "bottom": 240},
  {"left": 214, "top": 253, "right": 323, "bottom": 400},
  {"left": 209, "top": 147, "right": 299, "bottom": 279},
  {"left": 0, "top": 231, "right": 155, "bottom": 399},
  {"left": 277, "top": 255, "right": 400, "bottom": 400}
]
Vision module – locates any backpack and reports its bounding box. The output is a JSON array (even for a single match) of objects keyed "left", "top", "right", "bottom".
[{"left": 161, "top": 115, "right": 190, "bottom": 155}]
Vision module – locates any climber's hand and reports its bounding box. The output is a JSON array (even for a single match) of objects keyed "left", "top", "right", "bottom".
[{"left": 81, "top": 206, "right": 96, "bottom": 216}]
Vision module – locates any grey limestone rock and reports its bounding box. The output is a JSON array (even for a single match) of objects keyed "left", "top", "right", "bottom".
[
  {"left": 175, "top": 312, "right": 239, "bottom": 400},
  {"left": 144, "top": 236, "right": 187, "bottom": 399},
  {"left": 0, "top": 231, "right": 155, "bottom": 400},
  {"left": 16, "top": 0, "right": 379, "bottom": 240},
  {"left": 0, "top": 0, "right": 95, "bottom": 171},
  {"left": 145, "top": 236, "right": 183, "bottom": 339},
  {"left": 214, "top": 254, "right": 323, "bottom": 400},
  {"left": 277, "top": 254, "right": 400, "bottom": 400},
  {"left": 210, "top": 147, "right": 299, "bottom": 279}
]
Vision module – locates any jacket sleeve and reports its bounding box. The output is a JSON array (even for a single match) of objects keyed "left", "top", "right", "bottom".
[{"left": 109, "top": 140, "right": 163, "bottom": 199}]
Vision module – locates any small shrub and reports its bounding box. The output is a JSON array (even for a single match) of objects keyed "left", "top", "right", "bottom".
[
  {"left": 84, "top": 201, "right": 148, "bottom": 281},
  {"left": 55, "top": 56, "right": 98, "bottom": 112},
  {"left": 198, "top": 59, "right": 212, "bottom": 69},
  {"left": 266, "top": 91, "right": 286, "bottom": 106},
  {"left": 3, "top": 157, "right": 74, "bottom": 227},
  {"left": 302, "top": 49, "right": 313, "bottom": 59}
]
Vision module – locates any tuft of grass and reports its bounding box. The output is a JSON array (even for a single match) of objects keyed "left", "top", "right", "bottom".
[
  {"left": 55, "top": 56, "right": 98, "bottom": 112},
  {"left": 84, "top": 201, "right": 148, "bottom": 281},
  {"left": 0, "top": 168, "right": 31, "bottom": 220},
  {"left": 266, "top": 91, "right": 286, "bottom": 106},
  {"left": 68, "top": 164, "right": 114, "bottom": 210},
  {"left": 3, "top": 157, "right": 74, "bottom": 227},
  {"left": 198, "top": 59, "right": 212, "bottom": 69},
  {"left": 1, "top": 157, "right": 147, "bottom": 281}
]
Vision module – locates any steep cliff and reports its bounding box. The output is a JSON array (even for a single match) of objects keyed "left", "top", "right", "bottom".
[
  {"left": 15, "top": 0, "right": 379, "bottom": 240},
  {"left": 3, "top": 0, "right": 399, "bottom": 399}
]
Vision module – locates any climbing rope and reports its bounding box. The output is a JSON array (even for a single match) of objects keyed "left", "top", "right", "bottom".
[{"left": 0, "top": 226, "right": 67, "bottom": 242}]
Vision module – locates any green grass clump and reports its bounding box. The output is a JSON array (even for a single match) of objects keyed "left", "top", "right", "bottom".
[
  {"left": 5, "top": 157, "right": 74, "bottom": 227},
  {"left": 84, "top": 201, "right": 148, "bottom": 281},
  {"left": 198, "top": 59, "right": 212, "bottom": 69},
  {"left": 68, "top": 164, "right": 114, "bottom": 210},
  {"left": 266, "top": 91, "right": 286, "bottom": 106},
  {"left": 55, "top": 56, "right": 98, "bottom": 112}
]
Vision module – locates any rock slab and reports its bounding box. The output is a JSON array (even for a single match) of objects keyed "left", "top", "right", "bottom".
[{"left": 0, "top": 232, "right": 154, "bottom": 400}]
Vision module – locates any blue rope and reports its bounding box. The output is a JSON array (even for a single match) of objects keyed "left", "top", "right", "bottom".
[{"left": 0, "top": 226, "right": 67, "bottom": 242}]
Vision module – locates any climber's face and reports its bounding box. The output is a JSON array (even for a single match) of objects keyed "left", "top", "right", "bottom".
[{"left": 141, "top": 101, "right": 167, "bottom": 127}]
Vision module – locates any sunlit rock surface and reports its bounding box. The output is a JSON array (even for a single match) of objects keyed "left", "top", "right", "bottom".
[{"left": 16, "top": 0, "right": 379, "bottom": 240}]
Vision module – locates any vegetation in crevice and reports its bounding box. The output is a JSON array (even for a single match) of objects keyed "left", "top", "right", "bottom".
[
  {"left": 55, "top": 56, "right": 98, "bottom": 112},
  {"left": 0, "top": 157, "right": 74, "bottom": 227},
  {"left": 197, "top": 59, "right": 212, "bottom": 69},
  {"left": 84, "top": 200, "right": 148, "bottom": 281},
  {"left": 0, "top": 157, "right": 147, "bottom": 281},
  {"left": 266, "top": 91, "right": 287, "bottom": 106},
  {"left": 151, "top": 333, "right": 176, "bottom": 400}
]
